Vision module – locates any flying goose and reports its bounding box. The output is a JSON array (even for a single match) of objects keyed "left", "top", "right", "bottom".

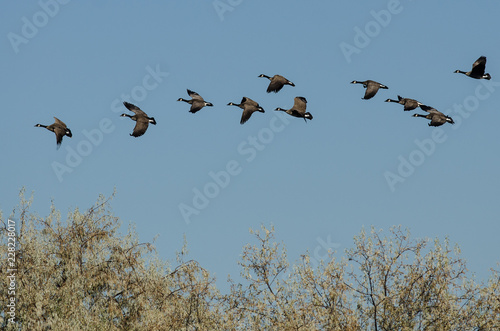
[
  {"left": 177, "top": 89, "right": 213, "bottom": 113},
  {"left": 385, "top": 95, "right": 423, "bottom": 111},
  {"left": 120, "top": 102, "right": 157, "bottom": 137},
  {"left": 34, "top": 117, "right": 72, "bottom": 149},
  {"left": 275, "top": 96, "right": 313, "bottom": 122},
  {"left": 227, "top": 97, "right": 265, "bottom": 124},
  {"left": 412, "top": 104, "right": 454, "bottom": 127},
  {"left": 351, "top": 80, "right": 388, "bottom": 100},
  {"left": 454, "top": 56, "right": 491, "bottom": 80},
  {"left": 258, "top": 74, "right": 295, "bottom": 93}
]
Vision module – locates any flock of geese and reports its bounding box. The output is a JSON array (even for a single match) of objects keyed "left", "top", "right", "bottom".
[
  {"left": 35, "top": 56, "right": 491, "bottom": 148},
  {"left": 351, "top": 56, "right": 491, "bottom": 127}
]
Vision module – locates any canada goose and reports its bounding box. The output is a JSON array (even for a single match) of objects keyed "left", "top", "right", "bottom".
[
  {"left": 120, "top": 101, "right": 157, "bottom": 137},
  {"left": 412, "top": 105, "right": 454, "bottom": 127},
  {"left": 351, "top": 80, "right": 388, "bottom": 100},
  {"left": 177, "top": 89, "right": 213, "bottom": 113},
  {"left": 34, "top": 117, "right": 72, "bottom": 149},
  {"left": 227, "top": 97, "right": 265, "bottom": 124},
  {"left": 275, "top": 96, "right": 313, "bottom": 122},
  {"left": 454, "top": 56, "right": 491, "bottom": 80},
  {"left": 258, "top": 74, "right": 295, "bottom": 93},
  {"left": 385, "top": 95, "right": 423, "bottom": 111}
]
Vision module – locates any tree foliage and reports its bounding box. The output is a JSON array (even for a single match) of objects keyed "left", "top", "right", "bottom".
[{"left": 1, "top": 191, "right": 499, "bottom": 330}]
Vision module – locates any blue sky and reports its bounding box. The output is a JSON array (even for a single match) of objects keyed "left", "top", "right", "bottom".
[{"left": 2, "top": 1, "right": 500, "bottom": 290}]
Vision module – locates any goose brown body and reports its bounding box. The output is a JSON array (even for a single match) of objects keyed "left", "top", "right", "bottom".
[
  {"left": 35, "top": 117, "right": 72, "bottom": 148},
  {"left": 258, "top": 74, "right": 295, "bottom": 93},
  {"left": 275, "top": 96, "right": 313, "bottom": 122},
  {"left": 351, "top": 80, "right": 389, "bottom": 99},
  {"left": 227, "top": 97, "right": 265, "bottom": 124},
  {"left": 413, "top": 104, "right": 454, "bottom": 127},
  {"left": 177, "top": 89, "right": 213, "bottom": 113},
  {"left": 385, "top": 95, "right": 423, "bottom": 111},
  {"left": 454, "top": 56, "right": 491, "bottom": 80},
  {"left": 120, "top": 102, "right": 157, "bottom": 137}
]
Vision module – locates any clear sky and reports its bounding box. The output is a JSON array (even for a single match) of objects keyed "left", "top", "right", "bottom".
[{"left": 2, "top": 1, "right": 500, "bottom": 290}]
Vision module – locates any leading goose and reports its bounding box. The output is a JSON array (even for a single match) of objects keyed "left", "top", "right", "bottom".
[
  {"left": 120, "top": 102, "right": 157, "bottom": 137},
  {"left": 35, "top": 117, "right": 72, "bottom": 149},
  {"left": 351, "top": 80, "right": 388, "bottom": 100},
  {"left": 454, "top": 56, "right": 491, "bottom": 80},
  {"left": 258, "top": 74, "right": 295, "bottom": 93},
  {"left": 227, "top": 97, "right": 265, "bottom": 124},
  {"left": 275, "top": 96, "right": 313, "bottom": 122}
]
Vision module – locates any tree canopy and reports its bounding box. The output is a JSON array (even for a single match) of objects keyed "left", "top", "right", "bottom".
[{"left": 1, "top": 191, "right": 499, "bottom": 330}]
